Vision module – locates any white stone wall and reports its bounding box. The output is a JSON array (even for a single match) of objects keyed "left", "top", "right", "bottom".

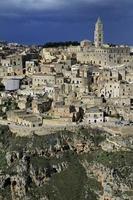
[
  {"left": 84, "top": 112, "right": 104, "bottom": 123},
  {"left": 99, "top": 81, "right": 120, "bottom": 98},
  {"left": 32, "top": 74, "right": 56, "bottom": 87},
  {"left": 77, "top": 46, "right": 130, "bottom": 67}
]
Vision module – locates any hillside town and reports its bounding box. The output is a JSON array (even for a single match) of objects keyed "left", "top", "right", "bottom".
[
  {"left": 0, "top": 18, "right": 133, "bottom": 200},
  {"left": 0, "top": 18, "right": 133, "bottom": 134}
]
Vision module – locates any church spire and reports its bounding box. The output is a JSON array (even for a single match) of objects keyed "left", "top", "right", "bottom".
[{"left": 97, "top": 17, "right": 102, "bottom": 23}]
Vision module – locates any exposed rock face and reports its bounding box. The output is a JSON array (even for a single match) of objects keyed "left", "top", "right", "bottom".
[
  {"left": 6, "top": 152, "right": 19, "bottom": 166},
  {"left": 0, "top": 174, "right": 10, "bottom": 189},
  {"left": 83, "top": 162, "right": 130, "bottom": 200},
  {"left": 0, "top": 125, "right": 133, "bottom": 200},
  {"left": 11, "top": 176, "right": 26, "bottom": 200}
]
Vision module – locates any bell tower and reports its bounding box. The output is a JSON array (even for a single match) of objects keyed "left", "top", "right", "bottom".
[{"left": 94, "top": 17, "right": 104, "bottom": 48}]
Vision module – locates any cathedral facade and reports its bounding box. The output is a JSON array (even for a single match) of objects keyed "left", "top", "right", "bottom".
[{"left": 77, "top": 18, "right": 131, "bottom": 68}]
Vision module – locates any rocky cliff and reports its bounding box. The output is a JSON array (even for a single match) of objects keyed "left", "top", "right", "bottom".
[{"left": 0, "top": 125, "right": 132, "bottom": 200}]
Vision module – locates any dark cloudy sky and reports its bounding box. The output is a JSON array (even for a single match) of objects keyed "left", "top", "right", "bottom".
[{"left": 0, "top": 0, "right": 133, "bottom": 45}]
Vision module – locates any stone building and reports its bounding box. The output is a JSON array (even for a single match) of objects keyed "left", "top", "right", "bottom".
[
  {"left": 1, "top": 58, "right": 10, "bottom": 67},
  {"left": 32, "top": 97, "right": 52, "bottom": 114},
  {"left": 7, "top": 110, "right": 43, "bottom": 127},
  {"left": 50, "top": 104, "right": 72, "bottom": 119},
  {"left": 6, "top": 54, "right": 35, "bottom": 75},
  {"left": 0, "top": 66, "right": 7, "bottom": 77},
  {"left": 119, "top": 81, "right": 133, "bottom": 97},
  {"left": 18, "top": 99, "right": 27, "bottom": 110},
  {"left": 32, "top": 74, "right": 56, "bottom": 88},
  {"left": 77, "top": 18, "right": 131, "bottom": 68},
  {"left": 7, "top": 54, "right": 26, "bottom": 75},
  {"left": 40, "top": 49, "right": 57, "bottom": 63},
  {"left": 98, "top": 81, "right": 120, "bottom": 98},
  {"left": 81, "top": 95, "right": 102, "bottom": 108},
  {"left": 25, "top": 61, "right": 39, "bottom": 75},
  {"left": 71, "top": 77, "right": 88, "bottom": 94},
  {"left": 84, "top": 106, "right": 105, "bottom": 124},
  {"left": 77, "top": 46, "right": 130, "bottom": 68},
  {"left": 80, "top": 40, "right": 93, "bottom": 48}
]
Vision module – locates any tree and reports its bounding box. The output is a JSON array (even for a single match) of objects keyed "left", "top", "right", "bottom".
[
  {"left": 69, "top": 105, "right": 76, "bottom": 113},
  {"left": 76, "top": 107, "right": 84, "bottom": 123},
  {"left": 72, "top": 113, "right": 76, "bottom": 122},
  {"left": 43, "top": 41, "right": 80, "bottom": 48},
  {"left": 0, "top": 83, "right": 5, "bottom": 91}
]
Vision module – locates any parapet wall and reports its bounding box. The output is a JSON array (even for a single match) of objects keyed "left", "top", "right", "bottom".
[{"left": 9, "top": 124, "right": 87, "bottom": 137}]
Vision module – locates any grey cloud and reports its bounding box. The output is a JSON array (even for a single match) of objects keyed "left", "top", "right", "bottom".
[{"left": 0, "top": 0, "right": 108, "bottom": 10}]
